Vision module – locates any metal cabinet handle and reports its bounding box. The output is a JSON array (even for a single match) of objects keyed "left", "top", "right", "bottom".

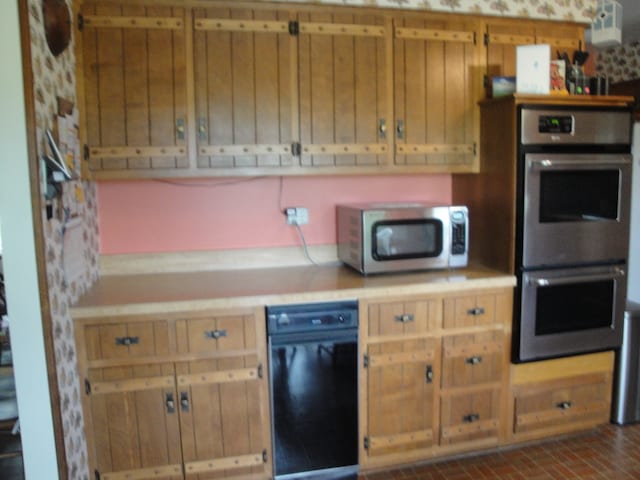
[
  {"left": 115, "top": 336, "right": 140, "bottom": 346},
  {"left": 166, "top": 393, "right": 175, "bottom": 414},
  {"left": 395, "top": 314, "right": 414, "bottom": 323},
  {"left": 467, "top": 307, "right": 485, "bottom": 316},
  {"left": 463, "top": 413, "right": 480, "bottom": 423},
  {"left": 204, "top": 329, "right": 227, "bottom": 339},
  {"left": 426, "top": 365, "right": 433, "bottom": 384},
  {"left": 379, "top": 118, "right": 387, "bottom": 139},
  {"left": 198, "top": 118, "right": 207, "bottom": 141},
  {"left": 180, "top": 392, "right": 189, "bottom": 412},
  {"left": 396, "top": 120, "right": 404, "bottom": 139},
  {"left": 556, "top": 401, "right": 572, "bottom": 410},
  {"left": 465, "top": 355, "right": 483, "bottom": 365},
  {"left": 176, "top": 118, "right": 185, "bottom": 140},
  {"left": 531, "top": 268, "right": 624, "bottom": 287}
]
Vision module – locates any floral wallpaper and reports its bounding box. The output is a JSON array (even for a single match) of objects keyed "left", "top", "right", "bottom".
[
  {"left": 27, "top": 0, "right": 99, "bottom": 478},
  {"left": 595, "top": 41, "right": 640, "bottom": 83},
  {"left": 24, "top": 0, "right": 595, "bottom": 479}
]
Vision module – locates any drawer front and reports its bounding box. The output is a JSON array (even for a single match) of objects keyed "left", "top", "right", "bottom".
[
  {"left": 85, "top": 320, "right": 171, "bottom": 361},
  {"left": 176, "top": 312, "right": 257, "bottom": 354},
  {"left": 367, "top": 299, "right": 441, "bottom": 339},
  {"left": 513, "top": 373, "right": 612, "bottom": 435},
  {"left": 440, "top": 388, "right": 501, "bottom": 446},
  {"left": 441, "top": 331, "right": 504, "bottom": 388},
  {"left": 443, "top": 291, "right": 509, "bottom": 329}
]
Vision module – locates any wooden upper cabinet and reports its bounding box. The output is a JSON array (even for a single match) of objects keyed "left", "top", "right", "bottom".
[
  {"left": 80, "top": 4, "right": 188, "bottom": 173},
  {"left": 193, "top": 7, "right": 297, "bottom": 170},
  {"left": 393, "top": 13, "right": 481, "bottom": 170},
  {"left": 297, "top": 12, "right": 391, "bottom": 168}
]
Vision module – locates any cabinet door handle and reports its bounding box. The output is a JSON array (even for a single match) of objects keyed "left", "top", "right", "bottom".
[
  {"left": 467, "top": 307, "right": 485, "bottom": 316},
  {"left": 204, "top": 329, "right": 227, "bottom": 339},
  {"left": 198, "top": 118, "right": 207, "bottom": 141},
  {"left": 166, "top": 393, "right": 175, "bottom": 414},
  {"left": 379, "top": 118, "right": 387, "bottom": 139},
  {"left": 180, "top": 392, "right": 190, "bottom": 412},
  {"left": 394, "top": 313, "right": 414, "bottom": 323},
  {"left": 115, "top": 336, "right": 140, "bottom": 346},
  {"left": 463, "top": 413, "right": 480, "bottom": 423},
  {"left": 396, "top": 119, "right": 404, "bottom": 139},
  {"left": 176, "top": 118, "right": 185, "bottom": 140},
  {"left": 556, "top": 401, "right": 572, "bottom": 410},
  {"left": 426, "top": 364, "right": 433, "bottom": 384},
  {"left": 465, "top": 355, "right": 483, "bottom": 365}
]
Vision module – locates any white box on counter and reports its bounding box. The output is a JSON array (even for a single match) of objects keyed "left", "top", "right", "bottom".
[{"left": 516, "top": 44, "right": 550, "bottom": 94}]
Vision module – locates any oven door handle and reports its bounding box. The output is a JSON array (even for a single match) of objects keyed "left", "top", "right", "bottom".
[
  {"left": 528, "top": 157, "right": 631, "bottom": 171},
  {"left": 530, "top": 268, "right": 625, "bottom": 287}
]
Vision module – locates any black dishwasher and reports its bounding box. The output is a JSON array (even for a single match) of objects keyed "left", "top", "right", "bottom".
[{"left": 266, "top": 300, "right": 358, "bottom": 480}]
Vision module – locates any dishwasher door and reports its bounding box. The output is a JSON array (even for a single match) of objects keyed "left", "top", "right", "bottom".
[{"left": 267, "top": 301, "right": 359, "bottom": 480}]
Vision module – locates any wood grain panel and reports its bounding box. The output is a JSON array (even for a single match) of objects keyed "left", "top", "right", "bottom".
[
  {"left": 441, "top": 331, "right": 503, "bottom": 388},
  {"left": 440, "top": 388, "right": 500, "bottom": 445}
]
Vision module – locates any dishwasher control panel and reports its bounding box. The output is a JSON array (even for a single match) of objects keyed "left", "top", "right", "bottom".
[{"left": 266, "top": 300, "right": 358, "bottom": 335}]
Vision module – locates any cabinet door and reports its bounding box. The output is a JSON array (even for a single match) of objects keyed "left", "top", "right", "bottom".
[
  {"left": 440, "top": 388, "right": 501, "bottom": 446},
  {"left": 441, "top": 331, "right": 504, "bottom": 389},
  {"left": 175, "top": 309, "right": 272, "bottom": 479},
  {"left": 84, "top": 319, "right": 171, "bottom": 361},
  {"left": 366, "top": 298, "right": 441, "bottom": 339},
  {"left": 393, "top": 14, "right": 480, "bottom": 170},
  {"left": 363, "top": 337, "right": 440, "bottom": 462},
  {"left": 443, "top": 290, "right": 511, "bottom": 329},
  {"left": 81, "top": 4, "right": 188, "bottom": 174},
  {"left": 193, "top": 7, "right": 296, "bottom": 170},
  {"left": 297, "top": 11, "right": 391, "bottom": 168},
  {"left": 86, "top": 364, "right": 183, "bottom": 480}
]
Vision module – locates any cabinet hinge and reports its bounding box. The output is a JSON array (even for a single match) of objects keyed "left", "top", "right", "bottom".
[
  {"left": 262, "top": 449, "right": 268, "bottom": 463},
  {"left": 258, "top": 363, "right": 263, "bottom": 379},
  {"left": 363, "top": 354, "right": 369, "bottom": 368},
  {"left": 78, "top": 14, "right": 84, "bottom": 32},
  {"left": 83, "top": 144, "right": 90, "bottom": 161},
  {"left": 483, "top": 32, "right": 489, "bottom": 46},
  {"left": 364, "top": 437, "right": 370, "bottom": 450},
  {"left": 288, "top": 21, "right": 299, "bottom": 36},
  {"left": 94, "top": 469, "right": 100, "bottom": 480},
  {"left": 291, "top": 142, "right": 302, "bottom": 157},
  {"left": 483, "top": 74, "right": 489, "bottom": 90},
  {"left": 473, "top": 142, "right": 477, "bottom": 156},
  {"left": 85, "top": 379, "right": 91, "bottom": 395},
  {"left": 473, "top": 32, "right": 477, "bottom": 45}
]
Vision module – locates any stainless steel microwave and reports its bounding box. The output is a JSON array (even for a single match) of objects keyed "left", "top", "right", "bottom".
[{"left": 336, "top": 203, "right": 468, "bottom": 274}]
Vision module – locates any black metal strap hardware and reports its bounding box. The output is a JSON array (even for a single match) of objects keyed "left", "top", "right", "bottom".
[
  {"left": 204, "top": 329, "right": 227, "bottom": 339},
  {"left": 288, "top": 20, "right": 299, "bottom": 35},
  {"left": 556, "top": 401, "right": 572, "bottom": 410},
  {"left": 262, "top": 449, "right": 268, "bottom": 463},
  {"left": 115, "top": 336, "right": 140, "bottom": 346},
  {"left": 180, "top": 392, "right": 189, "bottom": 413},
  {"left": 426, "top": 365, "right": 433, "bottom": 384},
  {"left": 463, "top": 413, "right": 480, "bottom": 423},
  {"left": 467, "top": 307, "right": 486, "bottom": 316},
  {"left": 465, "top": 355, "right": 483, "bottom": 365},
  {"left": 395, "top": 313, "right": 414, "bottom": 323},
  {"left": 166, "top": 393, "right": 175, "bottom": 414}
]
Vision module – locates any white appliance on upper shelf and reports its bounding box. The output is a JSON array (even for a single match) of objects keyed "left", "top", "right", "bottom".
[{"left": 628, "top": 122, "right": 640, "bottom": 302}]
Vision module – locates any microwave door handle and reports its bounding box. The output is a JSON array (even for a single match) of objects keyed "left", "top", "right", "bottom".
[
  {"left": 531, "top": 269, "right": 625, "bottom": 287},
  {"left": 528, "top": 158, "right": 631, "bottom": 171}
]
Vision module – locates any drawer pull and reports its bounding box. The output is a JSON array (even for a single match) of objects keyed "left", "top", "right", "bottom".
[
  {"left": 205, "top": 329, "right": 228, "bottom": 339},
  {"left": 166, "top": 393, "right": 175, "bottom": 414},
  {"left": 463, "top": 413, "right": 480, "bottom": 423},
  {"left": 180, "top": 392, "right": 190, "bottom": 412},
  {"left": 467, "top": 307, "right": 485, "bottom": 316},
  {"left": 426, "top": 364, "right": 433, "bottom": 384},
  {"left": 394, "top": 314, "right": 414, "bottom": 323},
  {"left": 465, "top": 355, "right": 483, "bottom": 365},
  {"left": 115, "top": 336, "right": 140, "bottom": 346},
  {"left": 556, "top": 401, "right": 572, "bottom": 410}
]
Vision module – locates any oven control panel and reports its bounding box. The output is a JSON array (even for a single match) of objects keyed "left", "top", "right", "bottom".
[{"left": 538, "top": 115, "right": 574, "bottom": 134}]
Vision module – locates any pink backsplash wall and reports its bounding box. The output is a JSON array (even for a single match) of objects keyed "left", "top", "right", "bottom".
[{"left": 98, "top": 175, "right": 452, "bottom": 254}]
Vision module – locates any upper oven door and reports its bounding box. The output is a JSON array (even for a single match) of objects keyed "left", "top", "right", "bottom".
[{"left": 522, "top": 153, "right": 632, "bottom": 268}]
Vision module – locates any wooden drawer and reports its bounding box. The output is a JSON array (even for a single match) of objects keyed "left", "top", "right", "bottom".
[
  {"left": 513, "top": 372, "right": 612, "bottom": 436},
  {"left": 84, "top": 320, "right": 171, "bottom": 361},
  {"left": 441, "top": 331, "right": 504, "bottom": 388},
  {"left": 440, "top": 388, "right": 501, "bottom": 446},
  {"left": 176, "top": 311, "right": 258, "bottom": 354},
  {"left": 366, "top": 298, "right": 441, "bottom": 339},
  {"left": 443, "top": 291, "right": 509, "bottom": 329}
]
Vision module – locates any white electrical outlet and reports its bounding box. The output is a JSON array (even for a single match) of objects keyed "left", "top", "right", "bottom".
[{"left": 285, "top": 207, "right": 309, "bottom": 225}]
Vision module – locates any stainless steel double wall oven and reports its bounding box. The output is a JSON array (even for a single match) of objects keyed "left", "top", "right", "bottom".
[{"left": 514, "top": 105, "right": 633, "bottom": 362}]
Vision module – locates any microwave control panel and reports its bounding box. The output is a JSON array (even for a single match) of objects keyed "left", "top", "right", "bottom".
[{"left": 451, "top": 210, "right": 467, "bottom": 255}]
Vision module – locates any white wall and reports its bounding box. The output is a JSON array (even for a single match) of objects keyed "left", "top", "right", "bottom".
[{"left": 0, "top": 1, "right": 59, "bottom": 478}]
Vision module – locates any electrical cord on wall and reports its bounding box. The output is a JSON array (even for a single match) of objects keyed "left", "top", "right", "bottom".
[{"left": 293, "top": 222, "right": 318, "bottom": 266}]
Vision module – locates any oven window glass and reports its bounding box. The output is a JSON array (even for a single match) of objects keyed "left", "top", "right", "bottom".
[
  {"left": 539, "top": 170, "right": 620, "bottom": 222},
  {"left": 372, "top": 219, "right": 442, "bottom": 260},
  {"left": 535, "top": 279, "right": 614, "bottom": 335}
]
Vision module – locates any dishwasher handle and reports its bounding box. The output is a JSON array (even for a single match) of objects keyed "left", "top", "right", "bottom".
[{"left": 269, "top": 328, "right": 357, "bottom": 347}]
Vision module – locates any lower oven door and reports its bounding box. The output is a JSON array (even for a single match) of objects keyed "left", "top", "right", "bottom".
[
  {"left": 522, "top": 154, "right": 631, "bottom": 268},
  {"left": 517, "top": 264, "right": 626, "bottom": 362}
]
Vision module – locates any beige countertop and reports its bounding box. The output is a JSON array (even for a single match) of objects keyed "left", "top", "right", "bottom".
[{"left": 71, "top": 264, "right": 515, "bottom": 319}]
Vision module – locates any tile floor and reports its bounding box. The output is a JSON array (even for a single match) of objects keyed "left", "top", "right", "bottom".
[{"left": 360, "top": 423, "right": 640, "bottom": 480}]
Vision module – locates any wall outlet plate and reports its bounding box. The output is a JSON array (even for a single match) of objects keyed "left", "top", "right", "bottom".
[{"left": 285, "top": 207, "right": 309, "bottom": 225}]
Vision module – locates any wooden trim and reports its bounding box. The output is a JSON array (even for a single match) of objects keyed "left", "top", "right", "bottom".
[
  {"left": 396, "top": 144, "right": 474, "bottom": 154},
  {"left": 367, "top": 429, "right": 434, "bottom": 453},
  {"left": 487, "top": 33, "right": 534, "bottom": 45},
  {"left": 299, "top": 22, "right": 385, "bottom": 37},
  {"left": 88, "top": 146, "right": 187, "bottom": 159},
  {"left": 101, "top": 464, "right": 183, "bottom": 480},
  {"left": 301, "top": 144, "right": 388, "bottom": 155},
  {"left": 443, "top": 341, "right": 502, "bottom": 358},
  {"left": 536, "top": 36, "right": 579, "bottom": 49},
  {"left": 82, "top": 14, "right": 184, "bottom": 29},
  {"left": 198, "top": 144, "right": 293, "bottom": 156},
  {"left": 91, "top": 375, "right": 175, "bottom": 395},
  {"left": 511, "top": 351, "right": 614, "bottom": 385},
  {"left": 185, "top": 7, "right": 197, "bottom": 170},
  {"left": 176, "top": 366, "right": 260, "bottom": 386},
  {"left": 515, "top": 402, "right": 609, "bottom": 427},
  {"left": 184, "top": 452, "right": 265, "bottom": 474},
  {"left": 18, "top": 0, "right": 68, "bottom": 477},
  {"left": 441, "top": 418, "right": 499, "bottom": 439},
  {"left": 395, "top": 27, "right": 474, "bottom": 43},
  {"left": 367, "top": 349, "right": 435, "bottom": 368},
  {"left": 194, "top": 17, "right": 288, "bottom": 32},
  {"left": 86, "top": 348, "right": 257, "bottom": 369}
]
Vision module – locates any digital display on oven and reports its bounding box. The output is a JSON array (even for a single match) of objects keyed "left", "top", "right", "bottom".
[{"left": 538, "top": 115, "right": 574, "bottom": 134}]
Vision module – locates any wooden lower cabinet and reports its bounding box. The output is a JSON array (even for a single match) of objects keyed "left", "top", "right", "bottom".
[
  {"left": 510, "top": 351, "right": 614, "bottom": 444},
  {"left": 76, "top": 308, "right": 272, "bottom": 480}
]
